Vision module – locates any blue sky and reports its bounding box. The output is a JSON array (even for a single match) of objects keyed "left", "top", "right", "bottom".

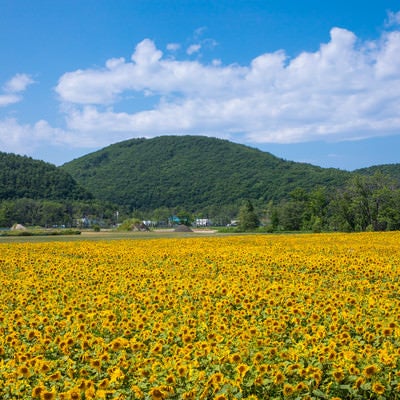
[{"left": 1, "top": 0, "right": 400, "bottom": 170}]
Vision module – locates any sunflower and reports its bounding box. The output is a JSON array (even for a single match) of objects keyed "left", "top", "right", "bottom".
[
  {"left": 17, "top": 364, "right": 31, "bottom": 378},
  {"left": 372, "top": 382, "right": 385, "bottom": 395},
  {"left": 165, "top": 374, "right": 175, "bottom": 385},
  {"left": 230, "top": 353, "right": 242, "bottom": 363},
  {"left": 295, "top": 382, "right": 308, "bottom": 392},
  {"left": 211, "top": 372, "right": 224, "bottom": 385},
  {"left": 182, "top": 334, "right": 192, "bottom": 344},
  {"left": 274, "top": 371, "right": 285, "bottom": 385},
  {"left": 257, "top": 363, "right": 271, "bottom": 375},
  {"left": 109, "top": 338, "right": 124, "bottom": 351},
  {"left": 32, "top": 385, "right": 45, "bottom": 398},
  {"left": 282, "top": 383, "right": 295, "bottom": 396},
  {"left": 236, "top": 363, "right": 250, "bottom": 378},
  {"left": 90, "top": 359, "right": 102, "bottom": 370},
  {"left": 177, "top": 365, "right": 188, "bottom": 377},
  {"left": 253, "top": 351, "right": 264, "bottom": 363},
  {"left": 363, "top": 364, "right": 379, "bottom": 378},
  {"left": 182, "top": 389, "right": 196, "bottom": 399},
  {"left": 67, "top": 389, "right": 81, "bottom": 400},
  {"left": 98, "top": 378, "right": 109, "bottom": 389},
  {"left": 332, "top": 369, "right": 345, "bottom": 382},
  {"left": 39, "top": 361, "right": 51, "bottom": 374},
  {"left": 353, "top": 377, "right": 364, "bottom": 389},
  {"left": 49, "top": 371, "right": 62, "bottom": 381},
  {"left": 149, "top": 387, "right": 165, "bottom": 400},
  {"left": 348, "top": 364, "right": 360, "bottom": 375},
  {"left": 131, "top": 385, "right": 144, "bottom": 398},
  {"left": 40, "top": 390, "right": 56, "bottom": 400},
  {"left": 214, "top": 395, "right": 228, "bottom": 400}
]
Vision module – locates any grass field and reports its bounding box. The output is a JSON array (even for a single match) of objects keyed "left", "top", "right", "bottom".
[
  {"left": 0, "top": 228, "right": 219, "bottom": 243},
  {"left": 1, "top": 232, "right": 400, "bottom": 399}
]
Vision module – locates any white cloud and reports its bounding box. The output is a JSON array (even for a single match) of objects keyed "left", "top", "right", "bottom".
[
  {"left": 55, "top": 23, "right": 400, "bottom": 145},
  {"left": 0, "top": 94, "right": 21, "bottom": 107},
  {"left": 193, "top": 26, "right": 207, "bottom": 39},
  {"left": 186, "top": 44, "right": 201, "bottom": 55},
  {"left": 0, "top": 73, "right": 34, "bottom": 107},
  {"left": 385, "top": 10, "right": 400, "bottom": 27},
  {"left": 167, "top": 42, "right": 181, "bottom": 51},
  {"left": 0, "top": 117, "right": 102, "bottom": 158},
  {"left": 4, "top": 73, "right": 34, "bottom": 93},
  {"left": 375, "top": 31, "right": 400, "bottom": 79},
  {"left": 0, "top": 118, "right": 53, "bottom": 154}
]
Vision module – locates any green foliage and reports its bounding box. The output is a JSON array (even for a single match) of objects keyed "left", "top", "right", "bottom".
[
  {"left": 61, "top": 136, "right": 351, "bottom": 211},
  {"left": 331, "top": 172, "right": 400, "bottom": 231},
  {"left": 117, "top": 218, "right": 142, "bottom": 231},
  {"left": 0, "top": 228, "right": 81, "bottom": 237},
  {"left": 355, "top": 163, "right": 400, "bottom": 184},
  {"left": 0, "top": 152, "right": 92, "bottom": 201},
  {"left": 238, "top": 200, "right": 260, "bottom": 231},
  {"left": 92, "top": 224, "right": 101, "bottom": 232},
  {"left": 0, "top": 198, "right": 121, "bottom": 228},
  {"left": 176, "top": 209, "right": 194, "bottom": 226},
  {"left": 2, "top": 136, "right": 400, "bottom": 233}
]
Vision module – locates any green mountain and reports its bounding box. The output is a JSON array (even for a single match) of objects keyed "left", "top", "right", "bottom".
[
  {"left": 61, "top": 135, "right": 351, "bottom": 210},
  {"left": 0, "top": 152, "right": 92, "bottom": 201},
  {"left": 355, "top": 164, "right": 400, "bottom": 183}
]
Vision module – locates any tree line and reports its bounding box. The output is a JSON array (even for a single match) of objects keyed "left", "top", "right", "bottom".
[
  {"left": 263, "top": 172, "right": 400, "bottom": 232},
  {"left": 0, "top": 199, "right": 121, "bottom": 229},
  {"left": 184, "top": 171, "right": 400, "bottom": 232},
  {"left": 1, "top": 172, "right": 399, "bottom": 233}
]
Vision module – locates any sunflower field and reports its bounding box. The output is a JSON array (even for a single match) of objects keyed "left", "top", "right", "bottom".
[{"left": 1, "top": 232, "right": 400, "bottom": 399}]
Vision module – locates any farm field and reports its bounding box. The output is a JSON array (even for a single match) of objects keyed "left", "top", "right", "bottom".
[
  {"left": 1, "top": 233, "right": 400, "bottom": 399},
  {"left": 0, "top": 229, "right": 219, "bottom": 243}
]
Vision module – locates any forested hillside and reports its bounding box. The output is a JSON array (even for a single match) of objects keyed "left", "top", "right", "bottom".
[
  {"left": 61, "top": 135, "right": 351, "bottom": 211},
  {"left": 0, "top": 152, "right": 92, "bottom": 201},
  {"left": 2, "top": 136, "right": 400, "bottom": 231},
  {"left": 0, "top": 152, "right": 102, "bottom": 227},
  {"left": 355, "top": 163, "right": 400, "bottom": 183}
]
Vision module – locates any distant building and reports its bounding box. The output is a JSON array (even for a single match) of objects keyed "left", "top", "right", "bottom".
[
  {"left": 169, "top": 216, "right": 181, "bottom": 226},
  {"left": 195, "top": 218, "right": 210, "bottom": 227},
  {"left": 142, "top": 220, "right": 156, "bottom": 227}
]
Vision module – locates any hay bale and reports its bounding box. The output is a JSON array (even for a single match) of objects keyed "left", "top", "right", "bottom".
[{"left": 174, "top": 224, "right": 193, "bottom": 232}]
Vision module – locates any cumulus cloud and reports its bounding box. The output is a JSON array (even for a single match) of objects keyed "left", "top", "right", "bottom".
[
  {"left": 166, "top": 42, "right": 181, "bottom": 52},
  {"left": 0, "top": 118, "right": 58, "bottom": 154},
  {"left": 55, "top": 21, "right": 400, "bottom": 145},
  {"left": 0, "top": 115, "right": 133, "bottom": 158},
  {"left": 385, "top": 10, "right": 400, "bottom": 27},
  {"left": 0, "top": 73, "right": 34, "bottom": 107},
  {"left": 0, "top": 94, "right": 21, "bottom": 107},
  {"left": 186, "top": 44, "right": 201, "bottom": 55},
  {"left": 4, "top": 73, "right": 34, "bottom": 93}
]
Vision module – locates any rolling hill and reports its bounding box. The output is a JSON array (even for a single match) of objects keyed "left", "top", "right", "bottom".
[
  {"left": 0, "top": 152, "right": 92, "bottom": 201},
  {"left": 61, "top": 135, "right": 352, "bottom": 211},
  {"left": 355, "top": 164, "right": 400, "bottom": 183}
]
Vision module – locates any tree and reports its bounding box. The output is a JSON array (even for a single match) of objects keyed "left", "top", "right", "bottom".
[
  {"left": 238, "top": 200, "right": 259, "bottom": 231},
  {"left": 118, "top": 218, "right": 142, "bottom": 231},
  {"left": 307, "top": 186, "right": 329, "bottom": 231},
  {"left": 333, "top": 172, "right": 399, "bottom": 231},
  {"left": 278, "top": 188, "right": 308, "bottom": 231},
  {"left": 176, "top": 209, "right": 194, "bottom": 226},
  {"left": 151, "top": 207, "right": 171, "bottom": 226},
  {"left": 279, "top": 200, "right": 303, "bottom": 231}
]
